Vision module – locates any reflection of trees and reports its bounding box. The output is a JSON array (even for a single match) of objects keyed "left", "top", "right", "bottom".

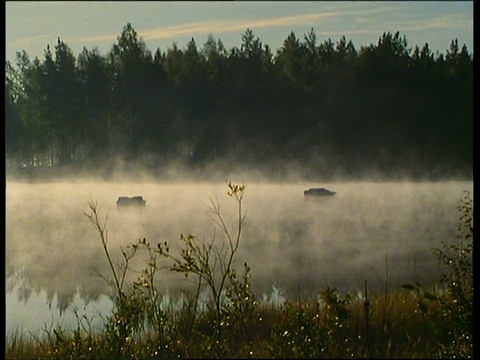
[
  {"left": 46, "top": 288, "right": 75, "bottom": 315},
  {"left": 6, "top": 230, "right": 114, "bottom": 314},
  {"left": 6, "top": 190, "right": 177, "bottom": 314},
  {"left": 6, "top": 225, "right": 162, "bottom": 315},
  {"left": 6, "top": 266, "right": 24, "bottom": 293},
  {"left": 7, "top": 267, "right": 109, "bottom": 315},
  {"left": 16, "top": 284, "right": 32, "bottom": 304}
]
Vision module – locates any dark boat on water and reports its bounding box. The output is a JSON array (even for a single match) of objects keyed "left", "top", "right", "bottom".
[
  {"left": 117, "top": 196, "right": 147, "bottom": 209},
  {"left": 303, "top": 188, "right": 336, "bottom": 197}
]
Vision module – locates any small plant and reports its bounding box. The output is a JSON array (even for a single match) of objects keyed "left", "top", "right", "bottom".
[
  {"left": 432, "top": 190, "right": 473, "bottom": 358},
  {"left": 156, "top": 182, "right": 253, "bottom": 357},
  {"left": 319, "top": 286, "right": 353, "bottom": 357},
  {"left": 400, "top": 281, "right": 439, "bottom": 357},
  {"left": 402, "top": 190, "right": 473, "bottom": 358},
  {"left": 84, "top": 202, "right": 151, "bottom": 359},
  {"left": 63, "top": 182, "right": 252, "bottom": 358}
]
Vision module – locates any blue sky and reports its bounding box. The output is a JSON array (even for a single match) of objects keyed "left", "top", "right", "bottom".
[{"left": 6, "top": 1, "right": 474, "bottom": 63}]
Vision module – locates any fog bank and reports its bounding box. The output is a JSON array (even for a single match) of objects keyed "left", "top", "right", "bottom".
[{"left": 6, "top": 180, "right": 472, "bottom": 318}]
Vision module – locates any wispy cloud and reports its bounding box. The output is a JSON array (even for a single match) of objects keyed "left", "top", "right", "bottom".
[
  {"left": 387, "top": 14, "right": 473, "bottom": 31},
  {"left": 8, "top": 34, "right": 55, "bottom": 50},
  {"left": 313, "top": 13, "right": 473, "bottom": 40},
  {"left": 67, "top": 6, "right": 399, "bottom": 46},
  {"left": 8, "top": 6, "right": 471, "bottom": 53},
  {"left": 141, "top": 7, "right": 399, "bottom": 40}
]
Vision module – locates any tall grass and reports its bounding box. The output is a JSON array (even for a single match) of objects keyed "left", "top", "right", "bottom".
[{"left": 6, "top": 186, "right": 473, "bottom": 359}]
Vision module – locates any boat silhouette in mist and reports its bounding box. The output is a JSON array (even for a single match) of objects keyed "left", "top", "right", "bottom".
[
  {"left": 117, "top": 196, "right": 147, "bottom": 209},
  {"left": 303, "top": 188, "right": 336, "bottom": 197}
]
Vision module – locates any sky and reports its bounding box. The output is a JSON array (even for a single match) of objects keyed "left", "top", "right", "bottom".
[{"left": 5, "top": 1, "right": 474, "bottom": 63}]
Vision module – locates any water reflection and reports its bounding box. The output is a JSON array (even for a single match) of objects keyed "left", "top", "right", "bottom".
[
  {"left": 6, "top": 282, "right": 113, "bottom": 335},
  {"left": 6, "top": 181, "right": 472, "bottom": 333}
]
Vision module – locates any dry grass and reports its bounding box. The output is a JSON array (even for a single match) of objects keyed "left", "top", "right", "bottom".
[{"left": 5, "top": 287, "right": 471, "bottom": 359}]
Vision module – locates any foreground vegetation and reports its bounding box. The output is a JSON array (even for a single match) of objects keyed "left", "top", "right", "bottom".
[{"left": 6, "top": 185, "right": 473, "bottom": 359}]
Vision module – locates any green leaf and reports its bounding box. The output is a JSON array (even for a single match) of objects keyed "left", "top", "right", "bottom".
[
  {"left": 401, "top": 283, "right": 415, "bottom": 290},
  {"left": 424, "top": 292, "right": 439, "bottom": 301},
  {"left": 419, "top": 302, "right": 429, "bottom": 313}
]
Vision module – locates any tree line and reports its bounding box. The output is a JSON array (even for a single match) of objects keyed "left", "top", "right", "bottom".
[{"left": 5, "top": 23, "right": 473, "bottom": 180}]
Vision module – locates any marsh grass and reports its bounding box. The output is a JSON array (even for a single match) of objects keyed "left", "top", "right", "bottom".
[
  {"left": 5, "top": 291, "right": 462, "bottom": 359},
  {"left": 6, "top": 186, "right": 473, "bottom": 359},
  {"left": 6, "top": 328, "right": 45, "bottom": 360}
]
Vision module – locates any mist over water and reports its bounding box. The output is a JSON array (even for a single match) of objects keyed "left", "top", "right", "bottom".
[{"left": 6, "top": 179, "right": 472, "bottom": 334}]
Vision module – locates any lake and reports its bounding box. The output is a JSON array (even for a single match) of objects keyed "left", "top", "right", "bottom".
[{"left": 6, "top": 180, "right": 472, "bottom": 336}]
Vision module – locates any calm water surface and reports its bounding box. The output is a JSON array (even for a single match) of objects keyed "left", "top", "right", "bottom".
[{"left": 6, "top": 180, "right": 472, "bottom": 335}]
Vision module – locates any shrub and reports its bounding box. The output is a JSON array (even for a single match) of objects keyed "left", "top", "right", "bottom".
[
  {"left": 433, "top": 190, "right": 473, "bottom": 357},
  {"left": 402, "top": 190, "right": 473, "bottom": 358}
]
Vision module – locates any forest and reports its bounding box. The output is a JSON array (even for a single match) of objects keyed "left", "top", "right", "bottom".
[{"left": 5, "top": 23, "right": 473, "bottom": 180}]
